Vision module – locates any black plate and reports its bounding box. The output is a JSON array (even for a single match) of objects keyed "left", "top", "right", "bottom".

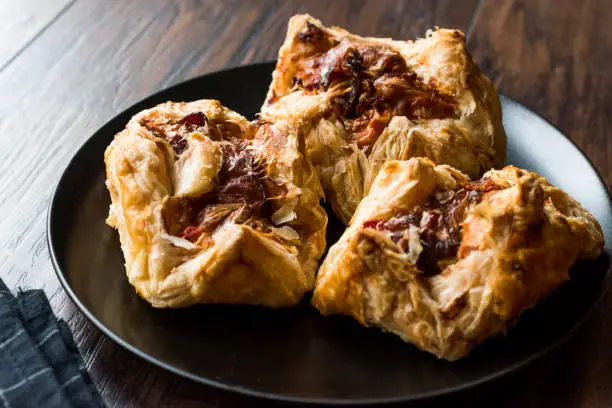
[{"left": 48, "top": 62, "right": 612, "bottom": 405}]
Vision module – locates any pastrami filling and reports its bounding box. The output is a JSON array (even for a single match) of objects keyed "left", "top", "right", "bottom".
[
  {"left": 363, "top": 178, "right": 500, "bottom": 276},
  {"left": 162, "top": 137, "right": 287, "bottom": 244},
  {"left": 141, "top": 111, "right": 242, "bottom": 155},
  {"left": 287, "top": 25, "right": 458, "bottom": 148}
]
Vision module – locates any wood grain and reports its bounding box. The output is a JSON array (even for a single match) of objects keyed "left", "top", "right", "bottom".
[
  {"left": 0, "top": 0, "right": 610, "bottom": 407},
  {"left": 0, "top": 0, "right": 73, "bottom": 71}
]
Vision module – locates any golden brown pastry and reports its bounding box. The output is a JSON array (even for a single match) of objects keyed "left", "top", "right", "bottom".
[
  {"left": 105, "top": 100, "right": 327, "bottom": 308},
  {"left": 312, "top": 158, "right": 603, "bottom": 360},
  {"left": 262, "top": 14, "right": 506, "bottom": 224}
]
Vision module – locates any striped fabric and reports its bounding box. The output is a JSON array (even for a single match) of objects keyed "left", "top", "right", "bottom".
[{"left": 0, "top": 280, "right": 105, "bottom": 408}]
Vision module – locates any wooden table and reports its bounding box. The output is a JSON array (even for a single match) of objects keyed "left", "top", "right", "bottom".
[{"left": 1, "top": 0, "right": 611, "bottom": 406}]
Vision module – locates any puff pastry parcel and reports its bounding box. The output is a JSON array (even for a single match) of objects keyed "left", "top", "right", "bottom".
[
  {"left": 312, "top": 158, "right": 603, "bottom": 360},
  {"left": 105, "top": 100, "right": 327, "bottom": 308},
  {"left": 262, "top": 15, "right": 506, "bottom": 223}
]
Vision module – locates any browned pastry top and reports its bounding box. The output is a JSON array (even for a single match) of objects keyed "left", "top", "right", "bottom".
[
  {"left": 105, "top": 99, "right": 327, "bottom": 308},
  {"left": 262, "top": 14, "right": 506, "bottom": 224}
]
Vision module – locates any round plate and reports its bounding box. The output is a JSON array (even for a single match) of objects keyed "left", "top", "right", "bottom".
[{"left": 48, "top": 62, "right": 612, "bottom": 404}]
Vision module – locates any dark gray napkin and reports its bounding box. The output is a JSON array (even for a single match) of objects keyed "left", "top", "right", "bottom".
[{"left": 0, "top": 279, "right": 105, "bottom": 408}]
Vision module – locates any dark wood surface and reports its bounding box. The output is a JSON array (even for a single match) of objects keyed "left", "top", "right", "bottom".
[{"left": 1, "top": 0, "right": 611, "bottom": 406}]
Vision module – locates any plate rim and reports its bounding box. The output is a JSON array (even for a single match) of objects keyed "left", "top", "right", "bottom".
[{"left": 47, "top": 61, "right": 612, "bottom": 405}]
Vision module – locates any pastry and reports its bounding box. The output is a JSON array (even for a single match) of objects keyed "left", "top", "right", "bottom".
[
  {"left": 262, "top": 14, "right": 506, "bottom": 224},
  {"left": 312, "top": 158, "right": 603, "bottom": 360},
  {"left": 105, "top": 100, "right": 327, "bottom": 308}
]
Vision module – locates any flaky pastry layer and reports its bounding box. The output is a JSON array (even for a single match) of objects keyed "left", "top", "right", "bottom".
[
  {"left": 262, "top": 14, "right": 506, "bottom": 223},
  {"left": 105, "top": 100, "right": 327, "bottom": 308},
  {"left": 313, "top": 158, "right": 603, "bottom": 360}
]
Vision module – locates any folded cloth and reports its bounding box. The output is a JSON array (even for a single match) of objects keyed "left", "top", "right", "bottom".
[{"left": 0, "top": 279, "right": 105, "bottom": 408}]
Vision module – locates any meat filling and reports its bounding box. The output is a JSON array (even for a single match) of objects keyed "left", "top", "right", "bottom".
[
  {"left": 141, "top": 111, "right": 243, "bottom": 155},
  {"left": 163, "top": 114, "right": 286, "bottom": 242},
  {"left": 363, "top": 178, "right": 500, "bottom": 276},
  {"left": 289, "top": 25, "right": 458, "bottom": 147}
]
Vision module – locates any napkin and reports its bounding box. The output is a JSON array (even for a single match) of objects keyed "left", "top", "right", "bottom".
[{"left": 0, "top": 279, "right": 105, "bottom": 408}]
